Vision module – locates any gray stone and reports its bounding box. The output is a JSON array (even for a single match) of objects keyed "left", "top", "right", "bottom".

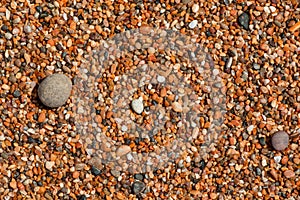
[
  {"left": 38, "top": 74, "right": 72, "bottom": 108},
  {"left": 132, "top": 181, "right": 145, "bottom": 194},
  {"left": 271, "top": 131, "right": 289, "bottom": 151}
]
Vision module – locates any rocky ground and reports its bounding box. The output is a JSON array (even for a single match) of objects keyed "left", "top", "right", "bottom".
[{"left": 0, "top": 0, "right": 299, "bottom": 199}]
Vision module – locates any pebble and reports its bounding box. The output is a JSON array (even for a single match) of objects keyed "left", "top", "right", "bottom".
[
  {"left": 274, "top": 156, "right": 281, "bottom": 163},
  {"left": 134, "top": 173, "right": 144, "bottom": 181},
  {"left": 157, "top": 75, "right": 166, "bottom": 83},
  {"left": 271, "top": 131, "right": 289, "bottom": 151},
  {"left": 116, "top": 145, "right": 131, "bottom": 157},
  {"left": 192, "top": 4, "right": 199, "bottom": 13},
  {"left": 238, "top": 12, "right": 250, "bottom": 30},
  {"left": 45, "top": 161, "right": 55, "bottom": 170},
  {"left": 172, "top": 102, "right": 183, "bottom": 112},
  {"left": 189, "top": 20, "right": 198, "bottom": 29},
  {"left": 91, "top": 166, "right": 102, "bottom": 176},
  {"left": 5, "top": 32, "right": 12, "bottom": 40},
  {"left": 283, "top": 170, "right": 295, "bottom": 178},
  {"left": 132, "top": 181, "right": 145, "bottom": 194},
  {"left": 38, "top": 74, "right": 72, "bottom": 108},
  {"left": 13, "top": 90, "right": 21, "bottom": 98},
  {"left": 24, "top": 25, "right": 32, "bottom": 33},
  {"left": 131, "top": 98, "right": 144, "bottom": 114}
]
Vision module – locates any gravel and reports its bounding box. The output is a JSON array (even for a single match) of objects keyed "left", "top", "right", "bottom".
[{"left": 0, "top": 0, "right": 299, "bottom": 199}]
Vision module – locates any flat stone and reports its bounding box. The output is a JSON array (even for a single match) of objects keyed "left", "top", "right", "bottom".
[
  {"left": 38, "top": 74, "right": 72, "bottom": 108},
  {"left": 131, "top": 98, "right": 144, "bottom": 114},
  {"left": 271, "top": 131, "right": 289, "bottom": 151}
]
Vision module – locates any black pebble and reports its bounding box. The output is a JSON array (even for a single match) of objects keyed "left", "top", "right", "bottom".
[
  {"left": 132, "top": 181, "right": 145, "bottom": 194},
  {"left": 238, "top": 12, "right": 250, "bottom": 30},
  {"left": 91, "top": 166, "right": 102, "bottom": 176},
  {"left": 259, "top": 137, "right": 266, "bottom": 146},
  {"left": 77, "top": 195, "right": 86, "bottom": 200}
]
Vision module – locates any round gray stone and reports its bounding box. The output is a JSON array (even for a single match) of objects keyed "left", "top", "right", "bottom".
[
  {"left": 271, "top": 131, "right": 289, "bottom": 151},
  {"left": 38, "top": 74, "right": 72, "bottom": 108}
]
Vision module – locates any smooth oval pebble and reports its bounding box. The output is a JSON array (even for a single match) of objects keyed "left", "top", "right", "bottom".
[
  {"left": 283, "top": 170, "right": 295, "bottom": 178},
  {"left": 38, "top": 74, "right": 72, "bottom": 108},
  {"left": 271, "top": 131, "right": 289, "bottom": 151},
  {"left": 131, "top": 98, "right": 144, "bottom": 114}
]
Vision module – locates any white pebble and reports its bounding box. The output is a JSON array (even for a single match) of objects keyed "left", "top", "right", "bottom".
[
  {"left": 274, "top": 156, "right": 281, "bottom": 163},
  {"left": 24, "top": 25, "right": 32, "bottom": 33},
  {"left": 261, "top": 159, "right": 267, "bottom": 167},
  {"left": 192, "top": 4, "right": 199, "bottom": 13},
  {"left": 189, "top": 20, "right": 198, "bottom": 29},
  {"left": 131, "top": 98, "right": 144, "bottom": 114},
  {"left": 5, "top": 33, "right": 12, "bottom": 40},
  {"left": 247, "top": 125, "right": 254, "bottom": 133},
  {"left": 157, "top": 75, "right": 165, "bottom": 83},
  {"left": 45, "top": 161, "right": 55, "bottom": 170}
]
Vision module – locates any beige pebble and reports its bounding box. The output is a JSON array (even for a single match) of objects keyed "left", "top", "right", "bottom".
[
  {"left": 116, "top": 145, "right": 131, "bottom": 157},
  {"left": 172, "top": 102, "right": 183, "bottom": 112}
]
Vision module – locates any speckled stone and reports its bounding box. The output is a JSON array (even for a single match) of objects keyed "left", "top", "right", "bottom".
[
  {"left": 271, "top": 131, "right": 289, "bottom": 151},
  {"left": 38, "top": 74, "right": 72, "bottom": 108}
]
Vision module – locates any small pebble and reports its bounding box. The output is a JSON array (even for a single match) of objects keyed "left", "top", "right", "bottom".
[
  {"left": 271, "top": 131, "right": 289, "bottom": 151},
  {"left": 91, "top": 166, "right": 102, "bottom": 176},
  {"left": 38, "top": 73, "right": 72, "bottom": 108},
  {"left": 13, "top": 90, "right": 21, "bottom": 98},
  {"left": 5, "top": 32, "right": 12, "bottom": 40},
  {"left": 172, "top": 102, "right": 183, "bottom": 112},
  {"left": 134, "top": 173, "right": 144, "bottom": 181},
  {"left": 189, "top": 20, "right": 198, "bottom": 29},
  {"left": 283, "top": 170, "right": 295, "bottom": 178},
  {"left": 24, "top": 25, "right": 32, "bottom": 33},
  {"left": 116, "top": 145, "right": 131, "bottom": 157},
  {"left": 45, "top": 161, "right": 55, "bottom": 170},
  {"left": 192, "top": 4, "right": 199, "bottom": 13},
  {"left": 238, "top": 12, "right": 250, "bottom": 30},
  {"left": 132, "top": 181, "right": 145, "bottom": 194},
  {"left": 274, "top": 156, "right": 281, "bottom": 163},
  {"left": 131, "top": 98, "right": 144, "bottom": 114}
]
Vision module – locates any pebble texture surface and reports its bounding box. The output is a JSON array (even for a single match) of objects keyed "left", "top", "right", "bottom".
[{"left": 0, "top": 0, "right": 299, "bottom": 199}]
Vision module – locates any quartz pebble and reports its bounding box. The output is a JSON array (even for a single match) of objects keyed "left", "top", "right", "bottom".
[
  {"left": 38, "top": 74, "right": 72, "bottom": 108},
  {"left": 131, "top": 98, "right": 144, "bottom": 114},
  {"left": 189, "top": 20, "right": 198, "bottom": 29},
  {"left": 24, "top": 25, "right": 32, "bottom": 33},
  {"left": 192, "top": 4, "right": 199, "bottom": 13},
  {"left": 271, "top": 131, "right": 289, "bottom": 151}
]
